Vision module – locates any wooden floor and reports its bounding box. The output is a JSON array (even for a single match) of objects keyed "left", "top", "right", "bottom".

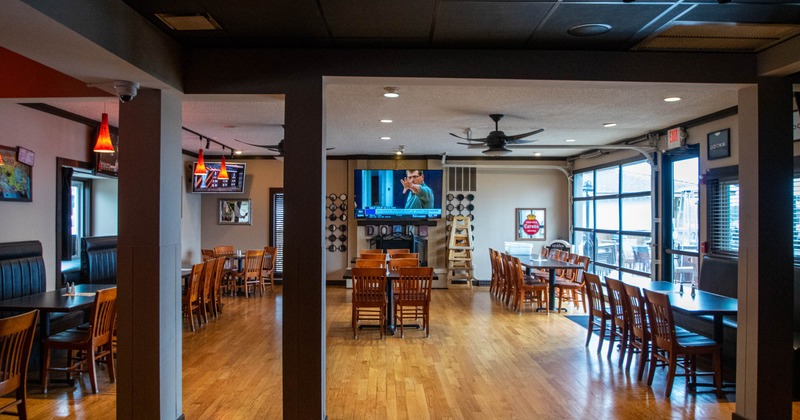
[{"left": 16, "top": 285, "right": 800, "bottom": 418}]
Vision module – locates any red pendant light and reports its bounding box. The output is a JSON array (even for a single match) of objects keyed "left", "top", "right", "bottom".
[
  {"left": 218, "top": 155, "right": 229, "bottom": 180},
  {"left": 194, "top": 149, "right": 207, "bottom": 175},
  {"left": 93, "top": 113, "right": 115, "bottom": 153}
]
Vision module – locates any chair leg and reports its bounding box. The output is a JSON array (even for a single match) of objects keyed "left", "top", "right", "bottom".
[
  {"left": 606, "top": 325, "right": 616, "bottom": 359},
  {"left": 15, "top": 386, "right": 27, "bottom": 420},
  {"left": 647, "top": 347, "right": 658, "bottom": 386},
  {"left": 106, "top": 344, "right": 116, "bottom": 384},
  {"left": 618, "top": 328, "right": 629, "bottom": 367},
  {"left": 352, "top": 308, "right": 358, "bottom": 339},
  {"left": 664, "top": 352, "right": 678, "bottom": 397},
  {"left": 42, "top": 345, "right": 51, "bottom": 393},
  {"left": 597, "top": 319, "right": 607, "bottom": 354},
  {"left": 87, "top": 348, "right": 98, "bottom": 394},
  {"left": 637, "top": 340, "right": 649, "bottom": 382},
  {"left": 713, "top": 349, "right": 722, "bottom": 396},
  {"left": 585, "top": 314, "right": 594, "bottom": 347}
]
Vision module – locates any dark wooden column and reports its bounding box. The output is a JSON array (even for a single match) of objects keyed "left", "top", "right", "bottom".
[
  {"left": 282, "top": 78, "right": 326, "bottom": 418},
  {"left": 115, "top": 89, "right": 183, "bottom": 419},
  {"left": 735, "top": 77, "right": 794, "bottom": 420}
]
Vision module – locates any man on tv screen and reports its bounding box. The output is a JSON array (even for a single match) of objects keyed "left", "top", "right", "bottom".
[{"left": 401, "top": 169, "right": 434, "bottom": 209}]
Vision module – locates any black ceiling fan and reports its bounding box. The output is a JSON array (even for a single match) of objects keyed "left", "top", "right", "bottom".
[
  {"left": 451, "top": 114, "right": 544, "bottom": 156},
  {"left": 235, "top": 138, "right": 336, "bottom": 159}
]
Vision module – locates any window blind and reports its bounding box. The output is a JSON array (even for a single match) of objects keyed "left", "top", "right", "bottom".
[
  {"left": 708, "top": 178, "right": 739, "bottom": 256},
  {"left": 793, "top": 177, "right": 800, "bottom": 265},
  {"left": 273, "top": 192, "right": 285, "bottom": 274}
]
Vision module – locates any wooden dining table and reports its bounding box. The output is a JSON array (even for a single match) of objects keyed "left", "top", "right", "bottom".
[
  {"left": 510, "top": 253, "right": 585, "bottom": 311},
  {"left": 0, "top": 283, "right": 116, "bottom": 381}
]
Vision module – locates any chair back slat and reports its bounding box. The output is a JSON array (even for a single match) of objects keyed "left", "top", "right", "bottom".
[
  {"left": 643, "top": 289, "right": 676, "bottom": 350},
  {"left": 352, "top": 268, "right": 387, "bottom": 304},
  {"left": 90, "top": 287, "right": 118, "bottom": 344},
  {"left": 605, "top": 277, "right": 628, "bottom": 329},
  {"left": 389, "top": 253, "right": 418, "bottom": 260},
  {"left": 584, "top": 273, "right": 606, "bottom": 317},
  {"left": 355, "top": 259, "right": 386, "bottom": 268},
  {"left": 0, "top": 310, "right": 38, "bottom": 394},
  {"left": 389, "top": 258, "right": 419, "bottom": 272},
  {"left": 623, "top": 283, "right": 648, "bottom": 340},
  {"left": 395, "top": 267, "right": 433, "bottom": 304}
]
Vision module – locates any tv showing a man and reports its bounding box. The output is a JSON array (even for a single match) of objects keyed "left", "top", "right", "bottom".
[{"left": 401, "top": 169, "right": 434, "bottom": 209}]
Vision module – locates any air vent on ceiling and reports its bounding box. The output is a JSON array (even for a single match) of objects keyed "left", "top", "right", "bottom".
[
  {"left": 634, "top": 22, "right": 800, "bottom": 52},
  {"left": 155, "top": 13, "right": 222, "bottom": 31}
]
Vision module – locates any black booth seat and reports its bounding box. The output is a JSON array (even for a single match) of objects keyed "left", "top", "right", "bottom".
[{"left": 81, "top": 236, "right": 117, "bottom": 285}]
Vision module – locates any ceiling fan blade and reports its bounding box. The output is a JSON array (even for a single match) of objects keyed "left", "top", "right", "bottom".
[
  {"left": 506, "top": 139, "right": 537, "bottom": 145},
  {"left": 504, "top": 128, "right": 544, "bottom": 142},
  {"left": 450, "top": 133, "right": 489, "bottom": 142},
  {"left": 456, "top": 142, "right": 487, "bottom": 148},
  {"left": 234, "top": 138, "right": 281, "bottom": 149},
  {"left": 326, "top": 147, "right": 335, "bottom": 151}
]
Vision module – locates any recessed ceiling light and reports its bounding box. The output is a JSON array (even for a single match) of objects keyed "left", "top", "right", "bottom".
[
  {"left": 603, "top": 123, "right": 617, "bottom": 128},
  {"left": 534, "top": 152, "right": 542, "bottom": 157},
  {"left": 567, "top": 23, "right": 612, "bottom": 37},
  {"left": 380, "top": 119, "right": 393, "bottom": 123},
  {"left": 223, "top": 124, "right": 238, "bottom": 129},
  {"left": 565, "top": 138, "right": 576, "bottom": 143},
  {"left": 234, "top": 150, "right": 243, "bottom": 155},
  {"left": 383, "top": 87, "right": 399, "bottom": 98},
  {"left": 381, "top": 136, "right": 391, "bottom": 140},
  {"left": 664, "top": 97, "right": 682, "bottom": 102}
]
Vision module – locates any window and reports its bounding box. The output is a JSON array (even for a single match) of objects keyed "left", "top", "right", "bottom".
[
  {"left": 573, "top": 160, "right": 653, "bottom": 276},
  {"left": 271, "top": 189, "right": 285, "bottom": 274},
  {"left": 669, "top": 157, "right": 699, "bottom": 284},
  {"left": 793, "top": 177, "right": 800, "bottom": 265},
  {"left": 708, "top": 178, "right": 739, "bottom": 256},
  {"left": 69, "top": 180, "right": 88, "bottom": 260}
]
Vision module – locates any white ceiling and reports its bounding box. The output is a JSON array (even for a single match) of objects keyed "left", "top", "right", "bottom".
[{"left": 41, "top": 77, "right": 742, "bottom": 159}]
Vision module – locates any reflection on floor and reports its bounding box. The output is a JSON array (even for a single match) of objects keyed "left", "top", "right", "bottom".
[{"left": 19, "top": 285, "right": 797, "bottom": 418}]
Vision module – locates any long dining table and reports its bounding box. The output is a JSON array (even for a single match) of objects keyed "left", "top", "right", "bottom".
[
  {"left": 622, "top": 277, "right": 737, "bottom": 345},
  {"left": 0, "top": 283, "right": 116, "bottom": 381},
  {"left": 510, "top": 253, "right": 585, "bottom": 311}
]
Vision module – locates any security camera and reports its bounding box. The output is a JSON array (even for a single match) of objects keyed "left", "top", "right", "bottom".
[{"left": 113, "top": 81, "right": 139, "bottom": 103}]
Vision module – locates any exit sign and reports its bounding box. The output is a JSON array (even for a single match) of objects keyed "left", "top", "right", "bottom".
[{"left": 666, "top": 127, "right": 685, "bottom": 150}]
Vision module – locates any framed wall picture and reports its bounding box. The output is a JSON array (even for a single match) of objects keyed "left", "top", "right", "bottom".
[
  {"left": 219, "top": 198, "right": 251, "bottom": 225},
  {"left": 95, "top": 129, "right": 119, "bottom": 177},
  {"left": 515, "top": 208, "right": 546, "bottom": 241},
  {"left": 707, "top": 129, "right": 730, "bottom": 160},
  {"left": 0, "top": 144, "right": 32, "bottom": 202}
]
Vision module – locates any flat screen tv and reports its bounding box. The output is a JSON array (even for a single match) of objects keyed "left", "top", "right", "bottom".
[
  {"left": 354, "top": 169, "right": 442, "bottom": 220},
  {"left": 191, "top": 162, "right": 246, "bottom": 193}
]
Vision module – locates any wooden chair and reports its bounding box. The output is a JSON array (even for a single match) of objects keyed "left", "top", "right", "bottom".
[
  {"left": 500, "top": 253, "right": 516, "bottom": 308},
  {"left": 644, "top": 289, "right": 722, "bottom": 397},
  {"left": 351, "top": 267, "right": 388, "bottom": 339},
  {"left": 213, "top": 245, "right": 237, "bottom": 277},
  {"left": 604, "top": 277, "right": 630, "bottom": 364},
  {"left": 261, "top": 246, "right": 277, "bottom": 293},
  {"left": 555, "top": 254, "right": 590, "bottom": 312},
  {"left": 198, "top": 258, "right": 216, "bottom": 323},
  {"left": 506, "top": 254, "right": 548, "bottom": 313},
  {"left": 43, "top": 287, "right": 117, "bottom": 394},
  {"left": 210, "top": 257, "right": 226, "bottom": 317},
  {"left": 0, "top": 310, "right": 38, "bottom": 419},
  {"left": 201, "top": 249, "right": 215, "bottom": 261},
  {"left": 355, "top": 259, "right": 386, "bottom": 268},
  {"left": 488, "top": 248, "right": 500, "bottom": 297},
  {"left": 394, "top": 267, "right": 434, "bottom": 338},
  {"left": 492, "top": 250, "right": 507, "bottom": 302},
  {"left": 183, "top": 263, "right": 203, "bottom": 331},
  {"left": 389, "top": 253, "right": 418, "bottom": 260},
  {"left": 623, "top": 283, "right": 650, "bottom": 381},
  {"left": 231, "top": 249, "right": 265, "bottom": 297},
  {"left": 358, "top": 253, "right": 387, "bottom": 260},
  {"left": 388, "top": 257, "right": 419, "bottom": 272},
  {"left": 359, "top": 249, "right": 384, "bottom": 257},
  {"left": 584, "top": 273, "right": 612, "bottom": 354},
  {"left": 386, "top": 248, "right": 410, "bottom": 256}
]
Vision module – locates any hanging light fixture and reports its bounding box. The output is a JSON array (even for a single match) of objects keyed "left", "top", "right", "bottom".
[
  {"left": 194, "top": 149, "right": 207, "bottom": 175},
  {"left": 194, "top": 136, "right": 207, "bottom": 175},
  {"left": 218, "top": 154, "right": 229, "bottom": 180},
  {"left": 93, "top": 112, "right": 115, "bottom": 153}
]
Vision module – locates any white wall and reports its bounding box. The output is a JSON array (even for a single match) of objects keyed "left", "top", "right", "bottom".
[
  {"left": 92, "top": 177, "right": 118, "bottom": 236},
  {"left": 0, "top": 103, "right": 91, "bottom": 289},
  {"left": 470, "top": 165, "right": 570, "bottom": 280},
  {"left": 180, "top": 157, "right": 203, "bottom": 266},
  {"left": 200, "top": 159, "right": 284, "bottom": 252}
]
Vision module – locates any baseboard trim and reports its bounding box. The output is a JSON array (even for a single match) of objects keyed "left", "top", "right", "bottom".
[
  {"left": 327, "top": 280, "right": 346, "bottom": 286},
  {"left": 731, "top": 413, "right": 746, "bottom": 420}
]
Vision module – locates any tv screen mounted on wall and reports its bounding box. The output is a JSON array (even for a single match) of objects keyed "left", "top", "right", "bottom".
[
  {"left": 354, "top": 169, "right": 443, "bottom": 220},
  {"left": 191, "top": 162, "right": 246, "bottom": 193}
]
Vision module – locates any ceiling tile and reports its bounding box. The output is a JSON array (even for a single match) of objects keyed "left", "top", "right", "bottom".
[
  {"left": 433, "top": 2, "right": 553, "bottom": 46},
  {"left": 321, "top": 0, "right": 436, "bottom": 39}
]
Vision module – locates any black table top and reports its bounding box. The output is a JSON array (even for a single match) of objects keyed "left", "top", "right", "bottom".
[
  {"left": 509, "top": 254, "right": 584, "bottom": 270},
  {"left": 619, "top": 277, "right": 737, "bottom": 316},
  {"left": 0, "top": 284, "right": 115, "bottom": 313},
  {"left": 342, "top": 267, "right": 438, "bottom": 280}
]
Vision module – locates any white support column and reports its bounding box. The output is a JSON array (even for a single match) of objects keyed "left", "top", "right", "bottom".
[{"left": 116, "top": 89, "right": 183, "bottom": 419}]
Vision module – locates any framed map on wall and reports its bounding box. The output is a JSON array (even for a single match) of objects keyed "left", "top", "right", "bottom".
[{"left": 0, "top": 145, "right": 32, "bottom": 202}]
